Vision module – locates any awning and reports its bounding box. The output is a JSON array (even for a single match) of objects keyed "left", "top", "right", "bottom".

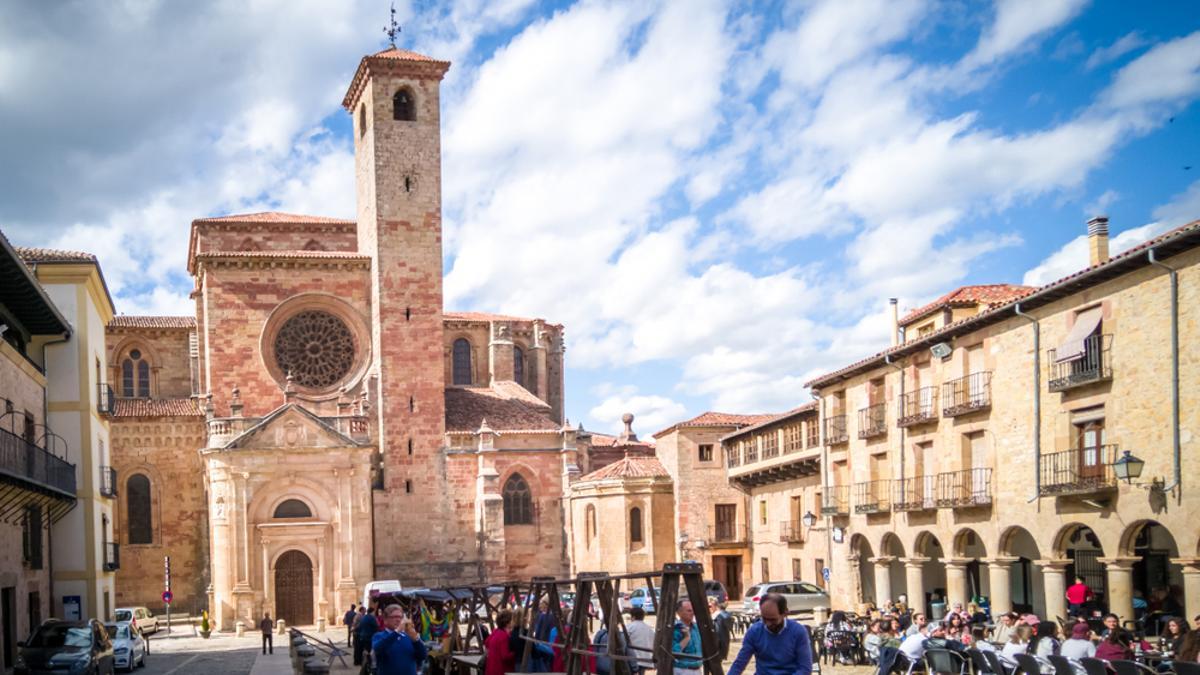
[{"left": 1055, "top": 306, "right": 1102, "bottom": 363}]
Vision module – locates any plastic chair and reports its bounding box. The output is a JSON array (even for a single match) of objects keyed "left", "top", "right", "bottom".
[
  {"left": 1079, "top": 658, "right": 1111, "bottom": 675},
  {"left": 1013, "top": 653, "right": 1043, "bottom": 675},
  {"left": 1173, "top": 662, "right": 1200, "bottom": 675},
  {"left": 983, "top": 649, "right": 1012, "bottom": 675},
  {"left": 896, "top": 651, "right": 927, "bottom": 675},
  {"left": 1109, "top": 661, "right": 1158, "bottom": 675},
  {"left": 1047, "top": 654, "right": 1078, "bottom": 675},
  {"left": 926, "top": 649, "right": 969, "bottom": 675},
  {"left": 967, "top": 648, "right": 995, "bottom": 675}
]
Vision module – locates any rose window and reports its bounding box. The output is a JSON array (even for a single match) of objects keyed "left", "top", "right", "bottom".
[{"left": 272, "top": 310, "right": 356, "bottom": 389}]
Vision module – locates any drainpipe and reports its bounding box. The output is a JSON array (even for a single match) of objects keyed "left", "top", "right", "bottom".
[
  {"left": 883, "top": 355, "right": 905, "bottom": 482},
  {"left": 1148, "top": 248, "right": 1181, "bottom": 495},
  {"left": 1014, "top": 303, "right": 1041, "bottom": 502}
]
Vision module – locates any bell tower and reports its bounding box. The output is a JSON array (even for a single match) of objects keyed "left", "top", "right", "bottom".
[{"left": 343, "top": 47, "right": 451, "bottom": 576}]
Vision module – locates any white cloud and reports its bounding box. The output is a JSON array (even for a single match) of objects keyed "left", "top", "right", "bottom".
[
  {"left": 1100, "top": 31, "right": 1200, "bottom": 114},
  {"left": 588, "top": 391, "right": 686, "bottom": 437},
  {"left": 1085, "top": 31, "right": 1148, "bottom": 70},
  {"left": 963, "top": 0, "right": 1089, "bottom": 68},
  {"left": 1086, "top": 189, "right": 1119, "bottom": 215}
]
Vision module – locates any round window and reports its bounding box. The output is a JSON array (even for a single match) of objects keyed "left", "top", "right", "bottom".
[
  {"left": 129, "top": 349, "right": 142, "bottom": 360},
  {"left": 272, "top": 310, "right": 356, "bottom": 390}
]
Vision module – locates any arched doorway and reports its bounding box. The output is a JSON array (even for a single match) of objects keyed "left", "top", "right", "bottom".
[
  {"left": 953, "top": 528, "right": 989, "bottom": 607},
  {"left": 275, "top": 550, "right": 314, "bottom": 626},
  {"left": 915, "top": 532, "right": 946, "bottom": 618},
  {"left": 851, "top": 534, "right": 876, "bottom": 605},
  {"left": 1120, "top": 521, "right": 1183, "bottom": 629},
  {"left": 1055, "top": 523, "right": 1107, "bottom": 613},
  {"left": 882, "top": 533, "right": 907, "bottom": 606},
  {"left": 1000, "top": 526, "right": 1043, "bottom": 616}
]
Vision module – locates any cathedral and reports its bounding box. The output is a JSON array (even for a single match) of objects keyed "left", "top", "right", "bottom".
[{"left": 106, "top": 47, "right": 582, "bottom": 630}]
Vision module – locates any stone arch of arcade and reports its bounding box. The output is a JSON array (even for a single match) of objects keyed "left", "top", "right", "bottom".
[
  {"left": 912, "top": 531, "right": 945, "bottom": 617},
  {"left": 851, "top": 534, "right": 875, "bottom": 606},
  {"left": 873, "top": 532, "right": 906, "bottom": 609},
  {"left": 998, "top": 525, "right": 1043, "bottom": 617},
  {"left": 948, "top": 527, "right": 989, "bottom": 612}
]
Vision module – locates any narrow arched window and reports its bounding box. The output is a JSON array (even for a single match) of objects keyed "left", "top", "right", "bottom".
[
  {"left": 137, "top": 360, "right": 150, "bottom": 397},
  {"left": 273, "top": 499, "right": 313, "bottom": 518},
  {"left": 513, "top": 347, "right": 525, "bottom": 388},
  {"left": 630, "top": 507, "right": 643, "bottom": 544},
  {"left": 122, "top": 349, "right": 151, "bottom": 398},
  {"left": 359, "top": 103, "right": 367, "bottom": 138},
  {"left": 502, "top": 473, "right": 532, "bottom": 525},
  {"left": 126, "top": 474, "right": 152, "bottom": 544},
  {"left": 393, "top": 88, "right": 415, "bottom": 121},
  {"left": 122, "top": 359, "right": 134, "bottom": 396},
  {"left": 452, "top": 338, "right": 472, "bottom": 386}
]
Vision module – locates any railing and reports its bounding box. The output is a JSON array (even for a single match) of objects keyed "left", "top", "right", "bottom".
[
  {"left": 892, "top": 475, "right": 937, "bottom": 511},
  {"left": 935, "top": 468, "right": 993, "bottom": 507},
  {"left": 943, "top": 372, "right": 992, "bottom": 416},
  {"left": 1039, "top": 445, "right": 1118, "bottom": 496},
  {"left": 853, "top": 480, "right": 891, "bottom": 513},
  {"left": 820, "top": 486, "right": 850, "bottom": 516},
  {"left": 824, "top": 415, "right": 849, "bottom": 445},
  {"left": 779, "top": 520, "right": 804, "bottom": 543},
  {"left": 710, "top": 522, "right": 747, "bottom": 545},
  {"left": 99, "top": 466, "right": 117, "bottom": 498},
  {"left": 206, "top": 413, "right": 371, "bottom": 446},
  {"left": 898, "top": 388, "right": 939, "bottom": 427},
  {"left": 1048, "top": 334, "right": 1112, "bottom": 392},
  {"left": 0, "top": 427, "right": 76, "bottom": 496},
  {"left": 96, "top": 383, "right": 114, "bottom": 416},
  {"left": 103, "top": 542, "right": 120, "bottom": 571},
  {"left": 857, "top": 404, "right": 887, "bottom": 439}
]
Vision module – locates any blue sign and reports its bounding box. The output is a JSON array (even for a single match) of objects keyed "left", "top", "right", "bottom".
[{"left": 822, "top": 567, "right": 831, "bottom": 582}]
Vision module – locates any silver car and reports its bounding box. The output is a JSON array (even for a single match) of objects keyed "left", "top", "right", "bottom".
[{"left": 742, "top": 581, "right": 828, "bottom": 613}]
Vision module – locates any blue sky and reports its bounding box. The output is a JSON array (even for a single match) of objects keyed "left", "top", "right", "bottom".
[{"left": 1, "top": 0, "right": 1198, "bottom": 435}]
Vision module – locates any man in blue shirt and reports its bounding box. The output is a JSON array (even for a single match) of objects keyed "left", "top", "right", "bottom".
[
  {"left": 671, "top": 600, "right": 703, "bottom": 675},
  {"left": 728, "top": 593, "right": 813, "bottom": 675},
  {"left": 372, "top": 604, "right": 428, "bottom": 675}
]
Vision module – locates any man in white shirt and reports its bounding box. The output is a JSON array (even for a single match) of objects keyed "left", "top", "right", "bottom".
[
  {"left": 905, "top": 613, "right": 929, "bottom": 637},
  {"left": 625, "top": 607, "right": 656, "bottom": 674},
  {"left": 900, "top": 626, "right": 929, "bottom": 663}
]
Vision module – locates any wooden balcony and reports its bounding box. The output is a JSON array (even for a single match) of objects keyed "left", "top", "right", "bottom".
[
  {"left": 898, "top": 388, "right": 939, "bottom": 427},
  {"left": 943, "top": 373, "right": 991, "bottom": 416}
]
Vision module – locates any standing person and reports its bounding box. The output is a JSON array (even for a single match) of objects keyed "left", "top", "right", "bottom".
[
  {"left": 1066, "top": 577, "right": 1094, "bottom": 618},
  {"left": 344, "top": 604, "right": 358, "bottom": 646},
  {"left": 672, "top": 600, "right": 703, "bottom": 675},
  {"left": 709, "top": 597, "right": 733, "bottom": 663},
  {"left": 355, "top": 603, "right": 380, "bottom": 668},
  {"left": 625, "top": 607, "right": 656, "bottom": 674},
  {"left": 260, "top": 613, "right": 274, "bottom": 655},
  {"left": 485, "top": 609, "right": 516, "bottom": 675},
  {"left": 372, "top": 605, "right": 428, "bottom": 675},
  {"left": 532, "top": 599, "right": 554, "bottom": 643},
  {"left": 727, "top": 594, "right": 813, "bottom": 675}
]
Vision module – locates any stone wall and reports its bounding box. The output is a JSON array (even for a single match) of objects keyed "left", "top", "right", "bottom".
[{"left": 106, "top": 327, "right": 193, "bottom": 399}]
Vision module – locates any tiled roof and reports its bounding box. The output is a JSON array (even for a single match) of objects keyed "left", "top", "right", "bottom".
[
  {"left": 368, "top": 46, "right": 447, "bottom": 63},
  {"left": 15, "top": 247, "right": 97, "bottom": 263},
  {"left": 113, "top": 398, "right": 203, "bottom": 418},
  {"left": 444, "top": 387, "right": 561, "bottom": 433},
  {"left": 342, "top": 47, "right": 451, "bottom": 111},
  {"left": 587, "top": 431, "right": 656, "bottom": 449},
  {"left": 807, "top": 219, "right": 1200, "bottom": 388},
  {"left": 444, "top": 311, "right": 541, "bottom": 323},
  {"left": 900, "top": 284, "right": 1034, "bottom": 326},
  {"left": 578, "top": 455, "right": 670, "bottom": 481},
  {"left": 653, "top": 411, "right": 777, "bottom": 438},
  {"left": 109, "top": 315, "right": 196, "bottom": 329},
  {"left": 721, "top": 402, "right": 818, "bottom": 442},
  {"left": 191, "top": 211, "right": 355, "bottom": 225}
]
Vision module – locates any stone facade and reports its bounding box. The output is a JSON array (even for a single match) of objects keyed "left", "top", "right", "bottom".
[{"left": 567, "top": 455, "right": 675, "bottom": 575}]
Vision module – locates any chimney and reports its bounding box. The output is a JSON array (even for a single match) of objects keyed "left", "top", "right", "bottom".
[
  {"left": 889, "top": 298, "right": 899, "bottom": 346},
  {"left": 1087, "top": 216, "right": 1110, "bottom": 267}
]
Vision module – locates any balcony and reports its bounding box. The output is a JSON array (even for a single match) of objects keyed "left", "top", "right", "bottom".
[
  {"left": 824, "top": 415, "right": 849, "bottom": 445},
  {"left": 857, "top": 404, "right": 887, "bottom": 439},
  {"left": 103, "top": 542, "right": 120, "bottom": 571},
  {"left": 853, "top": 480, "right": 891, "bottom": 514},
  {"left": 743, "top": 442, "right": 759, "bottom": 464},
  {"left": 892, "top": 475, "right": 936, "bottom": 512},
  {"left": 1039, "top": 445, "right": 1118, "bottom": 497},
  {"left": 99, "top": 466, "right": 117, "bottom": 498},
  {"left": 726, "top": 448, "right": 741, "bottom": 468},
  {"left": 820, "top": 486, "right": 850, "bottom": 517},
  {"left": 935, "top": 468, "right": 993, "bottom": 507},
  {"left": 898, "top": 388, "right": 939, "bottom": 427},
  {"left": 96, "top": 383, "right": 114, "bottom": 416},
  {"left": 710, "top": 523, "right": 747, "bottom": 546},
  {"left": 943, "top": 373, "right": 992, "bottom": 416},
  {"left": 1048, "top": 334, "right": 1112, "bottom": 392},
  {"left": 0, "top": 426, "right": 76, "bottom": 498},
  {"left": 779, "top": 520, "right": 805, "bottom": 544}
]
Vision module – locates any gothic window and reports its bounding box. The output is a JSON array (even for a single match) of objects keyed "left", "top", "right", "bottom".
[
  {"left": 121, "top": 349, "right": 151, "bottom": 398},
  {"left": 502, "top": 473, "right": 532, "bottom": 525},
  {"left": 273, "top": 499, "right": 313, "bottom": 519},
  {"left": 513, "top": 346, "right": 525, "bottom": 388},
  {"left": 452, "top": 338, "right": 472, "bottom": 386},
  {"left": 126, "top": 474, "right": 152, "bottom": 544},
  {"left": 393, "top": 88, "right": 415, "bottom": 121},
  {"left": 272, "top": 310, "right": 356, "bottom": 390},
  {"left": 630, "top": 507, "right": 643, "bottom": 544}
]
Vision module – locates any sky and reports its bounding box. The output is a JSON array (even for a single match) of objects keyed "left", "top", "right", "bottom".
[{"left": 2, "top": 0, "right": 1199, "bottom": 436}]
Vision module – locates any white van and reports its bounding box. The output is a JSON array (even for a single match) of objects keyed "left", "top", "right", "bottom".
[{"left": 362, "top": 580, "right": 402, "bottom": 608}]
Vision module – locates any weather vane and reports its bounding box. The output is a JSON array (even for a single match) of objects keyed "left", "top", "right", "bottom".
[{"left": 383, "top": 2, "right": 401, "bottom": 48}]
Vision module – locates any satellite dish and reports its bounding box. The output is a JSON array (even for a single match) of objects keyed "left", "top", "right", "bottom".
[{"left": 930, "top": 342, "right": 952, "bottom": 359}]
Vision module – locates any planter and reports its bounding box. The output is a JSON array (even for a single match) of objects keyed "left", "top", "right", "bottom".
[{"left": 200, "top": 630, "right": 212, "bottom": 639}]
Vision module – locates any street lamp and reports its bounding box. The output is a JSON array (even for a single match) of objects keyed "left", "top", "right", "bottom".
[
  {"left": 801, "top": 511, "right": 817, "bottom": 528},
  {"left": 1112, "top": 450, "right": 1145, "bottom": 484}
]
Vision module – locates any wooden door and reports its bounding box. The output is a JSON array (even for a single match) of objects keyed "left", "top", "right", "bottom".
[
  {"left": 1076, "top": 421, "right": 1105, "bottom": 482},
  {"left": 274, "top": 550, "right": 314, "bottom": 626}
]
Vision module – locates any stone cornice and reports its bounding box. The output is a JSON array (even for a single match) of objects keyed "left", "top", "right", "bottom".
[{"left": 195, "top": 252, "right": 371, "bottom": 272}]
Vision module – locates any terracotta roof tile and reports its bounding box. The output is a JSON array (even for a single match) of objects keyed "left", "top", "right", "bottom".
[
  {"left": 15, "top": 247, "right": 97, "bottom": 263},
  {"left": 444, "top": 311, "right": 540, "bottom": 323},
  {"left": 577, "top": 455, "right": 670, "bottom": 481},
  {"left": 653, "top": 411, "right": 777, "bottom": 438},
  {"left": 900, "top": 284, "right": 1035, "bottom": 326},
  {"left": 342, "top": 47, "right": 451, "bottom": 111},
  {"left": 367, "top": 47, "right": 447, "bottom": 63},
  {"left": 113, "top": 398, "right": 203, "bottom": 418},
  {"left": 191, "top": 211, "right": 355, "bottom": 225},
  {"left": 109, "top": 315, "right": 196, "bottom": 329},
  {"left": 444, "top": 387, "right": 561, "bottom": 433}
]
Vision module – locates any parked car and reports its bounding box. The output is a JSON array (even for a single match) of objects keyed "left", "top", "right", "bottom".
[
  {"left": 114, "top": 607, "right": 158, "bottom": 635},
  {"left": 704, "top": 580, "right": 729, "bottom": 604},
  {"left": 105, "top": 621, "right": 146, "bottom": 671},
  {"left": 15, "top": 619, "right": 116, "bottom": 675},
  {"left": 619, "top": 587, "right": 657, "bottom": 614},
  {"left": 742, "top": 581, "right": 829, "bottom": 613}
]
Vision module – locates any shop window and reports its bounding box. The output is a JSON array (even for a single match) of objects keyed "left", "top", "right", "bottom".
[
  {"left": 452, "top": 339, "right": 472, "bottom": 385},
  {"left": 127, "top": 474, "right": 152, "bottom": 544},
  {"left": 630, "top": 507, "right": 643, "bottom": 544},
  {"left": 273, "top": 499, "right": 313, "bottom": 519},
  {"left": 502, "top": 473, "right": 532, "bottom": 525}
]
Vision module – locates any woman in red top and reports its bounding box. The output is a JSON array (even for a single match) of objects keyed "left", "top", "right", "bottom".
[
  {"left": 485, "top": 609, "right": 516, "bottom": 675},
  {"left": 1066, "top": 576, "right": 1094, "bottom": 617}
]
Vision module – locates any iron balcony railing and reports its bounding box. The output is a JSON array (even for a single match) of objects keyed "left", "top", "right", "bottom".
[
  {"left": 935, "top": 468, "right": 993, "bottom": 507},
  {"left": 779, "top": 520, "right": 804, "bottom": 543},
  {"left": 820, "top": 485, "right": 850, "bottom": 516},
  {"left": 99, "top": 466, "right": 117, "bottom": 498},
  {"left": 892, "top": 475, "right": 937, "bottom": 511},
  {"left": 898, "top": 388, "right": 939, "bottom": 427},
  {"left": 824, "top": 415, "right": 849, "bottom": 445},
  {"left": 857, "top": 404, "right": 887, "bottom": 439},
  {"left": 1048, "top": 334, "right": 1113, "bottom": 392},
  {"left": 1039, "top": 445, "right": 1118, "bottom": 496},
  {"left": 853, "top": 480, "right": 891, "bottom": 514},
  {"left": 711, "top": 522, "right": 747, "bottom": 545},
  {"left": 0, "top": 427, "right": 76, "bottom": 496},
  {"left": 103, "top": 542, "right": 120, "bottom": 571},
  {"left": 96, "top": 383, "right": 115, "bottom": 416},
  {"left": 943, "top": 372, "right": 992, "bottom": 416}
]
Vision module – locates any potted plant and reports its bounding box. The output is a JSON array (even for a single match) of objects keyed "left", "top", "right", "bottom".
[{"left": 199, "top": 610, "right": 211, "bottom": 639}]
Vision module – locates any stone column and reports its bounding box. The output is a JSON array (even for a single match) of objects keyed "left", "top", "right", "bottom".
[
  {"left": 488, "top": 321, "right": 514, "bottom": 385},
  {"left": 985, "top": 557, "right": 1017, "bottom": 615},
  {"left": 317, "top": 538, "right": 328, "bottom": 623},
  {"left": 261, "top": 540, "right": 270, "bottom": 610},
  {"left": 1100, "top": 557, "right": 1138, "bottom": 625},
  {"left": 1036, "top": 559, "right": 1071, "bottom": 621},
  {"left": 530, "top": 320, "right": 549, "bottom": 400},
  {"left": 870, "top": 557, "right": 895, "bottom": 606},
  {"left": 945, "top": 559, "right": 971, "bottom": 609},
  {"left": 902, "top": 557, "right": 930, "bottom": 616},
  {"left": 1172, "top": 559, "right": 1200, "bottom": 619}
]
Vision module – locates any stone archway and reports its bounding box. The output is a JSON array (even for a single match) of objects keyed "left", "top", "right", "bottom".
[
  {"left": 275, "top": 550, "right": 314, "bottom": 626},
  {"left": 1119, "top": 520, "right": 1183, "bottom": 630},
  {"left": 913, "top": 532, "right": 945, "bottom": 618},
  {"left": 998, "top": 525, "right": 1044, "bottom": 616},
  {"left": 951, "top": 528, "right": 989, "bottom": 609},
  {"left": 851, "top": 534, "right": 875, "bottom": 606}
]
